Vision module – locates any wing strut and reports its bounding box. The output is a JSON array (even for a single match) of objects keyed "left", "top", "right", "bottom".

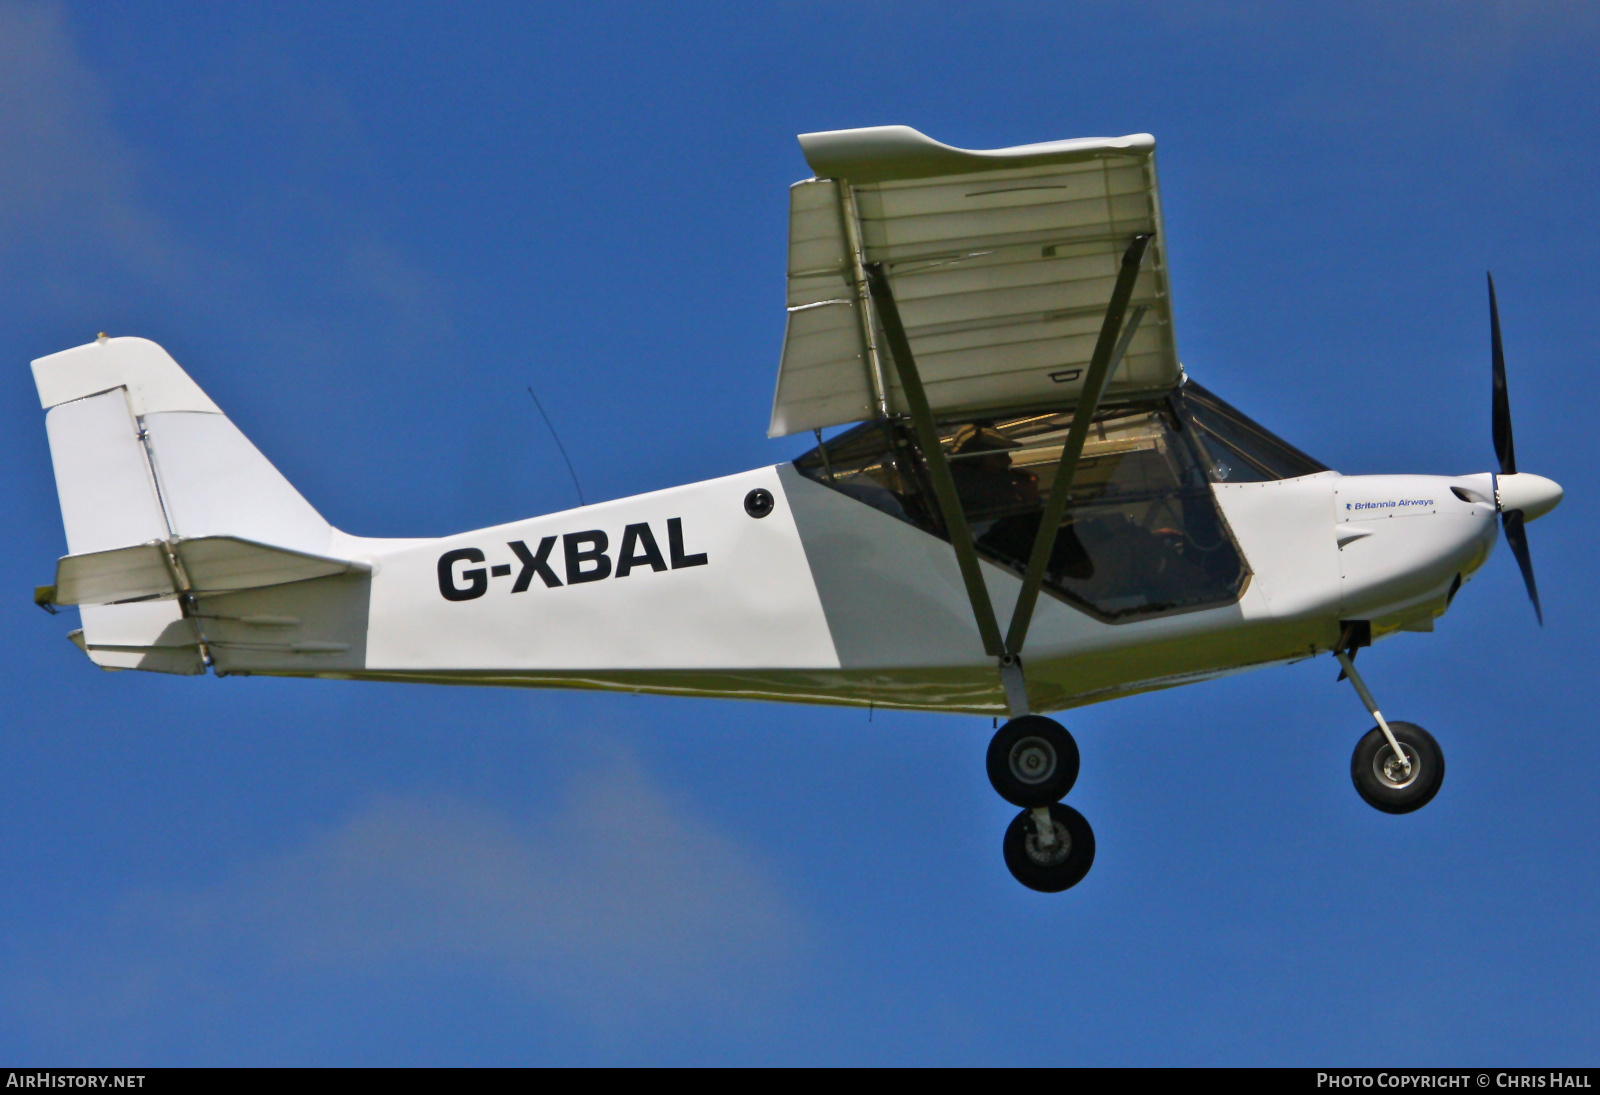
[
  {"left": 865, "top": 261, "right": 1007, "bottom": 658},
  {"left": 1004, "top": 233, "right": 1152, "bottom": 656},
  {"left": 864, "top": 234, "right": 1153, "bottom": 710}
]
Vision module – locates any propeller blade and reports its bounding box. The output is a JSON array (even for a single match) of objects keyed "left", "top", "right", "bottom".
[
  {"left": 1489, "top": 272, "right": 1517, "bottom": 476},
  {"left": 1501, "top": 509, "right": 1543, "bottom": 626}
]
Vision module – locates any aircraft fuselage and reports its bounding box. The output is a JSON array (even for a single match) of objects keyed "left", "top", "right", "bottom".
[{"left": 193, "top": 466, "right": 1499, "bottom": 715}]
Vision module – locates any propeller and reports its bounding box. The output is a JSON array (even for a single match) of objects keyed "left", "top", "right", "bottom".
[{"left": 1488, "top": 273, "right": 1554, "bottom": 625}]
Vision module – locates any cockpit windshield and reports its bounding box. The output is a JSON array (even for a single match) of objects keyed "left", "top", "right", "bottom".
[
  {"left": 793, "top": 383, "right": 1325, "bottom": 623},
  {"left": 1177, "top": 381, "right": 1328, "bottom": 483}
]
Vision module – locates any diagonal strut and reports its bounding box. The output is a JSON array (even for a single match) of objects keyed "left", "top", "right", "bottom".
[
  {"left": 1004, "top": 233, "right": 1152, "bottom": 656},
  {"left": 863, "top": 233, "right": 1153, "bottom": 682},
  {"left": 865, "top": 261, "right": 1007, "bottom": 658}
]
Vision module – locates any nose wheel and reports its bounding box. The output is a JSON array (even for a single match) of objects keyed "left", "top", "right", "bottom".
[
  {"left": 1335, "top": 645, "right": 1446, "bottom": 814},
  {"left": 988, "top": 714, "right": 1095, "bottom": 892},
  {"left": 1351, "top": 721, "right": 1445, "bottom": 814}
]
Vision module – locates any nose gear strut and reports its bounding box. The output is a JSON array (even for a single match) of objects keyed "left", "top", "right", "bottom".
[
  {"left": 1334, "top": 649, "right": 1411, "bottom": 780},
  {"left": 1334, "top": 629, "right": 1447, "bottom": 814}
]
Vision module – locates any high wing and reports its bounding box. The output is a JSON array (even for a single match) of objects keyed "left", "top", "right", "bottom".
[{"left": 769, "top": 126, "right": 1177, "bottom": 437}]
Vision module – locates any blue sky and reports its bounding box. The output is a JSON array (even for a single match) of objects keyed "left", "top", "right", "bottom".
[{"left": 2, "top": 0, "right": 1597, "bottom": 1065}]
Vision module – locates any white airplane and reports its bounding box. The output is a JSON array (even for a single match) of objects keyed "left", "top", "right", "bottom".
[{"left": 30, "top": 125, "right": 1562, "bottom": 892}]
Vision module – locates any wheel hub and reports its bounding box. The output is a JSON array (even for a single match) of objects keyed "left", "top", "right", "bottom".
[
  {"left": 1009, "top": 736, "right": 1057, "bottom": 785},
  {"left": 1025, "top": 819, "right": 1072, "bottom": 866},
  {"left": 1376, "top": 743, "right": 1419, "bottom": 788}
]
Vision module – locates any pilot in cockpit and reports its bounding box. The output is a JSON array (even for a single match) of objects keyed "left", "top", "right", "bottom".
[{"left": 947, "top": 422, "right": 1039, "bottom": 515}]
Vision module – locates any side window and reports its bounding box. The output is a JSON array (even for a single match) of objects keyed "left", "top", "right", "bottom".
[
  {"left": 794, "top": 400, "right": 1251, "bottom": 622},
  {"left": 792, "top": 420, "right": 932, "bottom": 527}
]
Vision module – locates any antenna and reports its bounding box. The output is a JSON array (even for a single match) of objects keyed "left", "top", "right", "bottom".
[{"left": 526, "top": 386, "right": 586, "bottom": 507}]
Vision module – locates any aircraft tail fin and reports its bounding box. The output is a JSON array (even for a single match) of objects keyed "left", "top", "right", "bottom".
[
  {"left": 34, "top": 336, "right": 334, "bottom": 558},
  {"left": 32, "top": 336, "right": 341, "bottom": 673}
]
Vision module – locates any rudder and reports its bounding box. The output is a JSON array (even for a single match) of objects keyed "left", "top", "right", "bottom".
[{"left": 34, "top": 336, "right": 336, "bottom": 673}]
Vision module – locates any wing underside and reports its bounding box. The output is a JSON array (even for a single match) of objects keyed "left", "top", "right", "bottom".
[{"left": 770, "top": 126, "right": 1178, "bottom": 437}]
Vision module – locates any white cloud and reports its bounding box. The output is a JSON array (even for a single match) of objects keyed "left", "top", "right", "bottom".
[
  {"left": 0, "top": 0, "right": 452, "bottom": 337},
  {"left": 0, "top": 2, "right": 194, "bottom": 291},
  {"left": 7, "top": 752, "right": 805, "bottom": 1056}
]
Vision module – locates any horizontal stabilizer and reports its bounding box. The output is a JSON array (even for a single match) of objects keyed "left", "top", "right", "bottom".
[
  {"left": 54, "top": 543, "right": 170, "bottom": 605},
  {"left": 54, "top": 536, "right": 369, "bottom": 605}
]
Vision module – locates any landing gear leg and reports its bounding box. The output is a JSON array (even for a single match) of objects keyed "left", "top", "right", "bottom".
[
  {"left": 990, "top": 657, "right": 1096, "bottom": 891},
  {"left": 870, "top": 240, "right": 1148, "bottom": 894},
  {"left": 1335, "top": 651, "right": 1409, "bottom": 781},
  {"left": 1335, "top": 650, "right": 1446, "bottom": 813}
]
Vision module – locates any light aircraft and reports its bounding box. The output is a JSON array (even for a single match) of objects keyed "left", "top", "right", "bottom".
[{"left": 30, "top": 125, "right": 1563, "bottom": 892}]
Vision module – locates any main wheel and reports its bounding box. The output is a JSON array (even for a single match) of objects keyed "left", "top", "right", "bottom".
[
  {"left": 1351, "top": 721, "right": 1445, "bottom": 814},
  {"left": 986, "top": 715, "right": 1079, "bottom": 807},
  {"left": 1003, "top": 803, "right": 1096, "bottom": 892}
]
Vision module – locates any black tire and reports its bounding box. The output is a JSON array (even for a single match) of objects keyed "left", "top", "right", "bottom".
[
  {"left": 1003, "top": 803, "right": 1096, "bottom": 893},
  {"left": 1351, "top": 721, "right": 1445, "bottom": 814},
  {"left": 986, "top": 715, "right": 1079, "bottom": 807}
]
